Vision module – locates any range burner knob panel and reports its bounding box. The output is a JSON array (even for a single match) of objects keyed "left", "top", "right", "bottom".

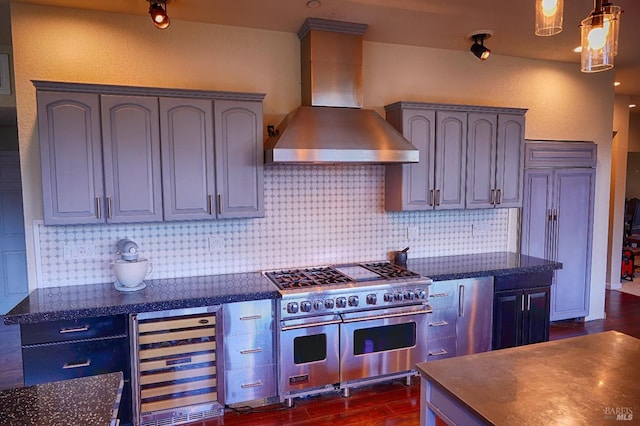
[
  {"left": 287, "top": 302, "right": 299, "bottom": 314},
  {"left": 336, "top": 297, "right": 347, "bottom": 308},
  {"left": 366, "top": 294, "right": 377, "bottom": 305},
  {"left": 324, "top": 299, "right": 335, "bottom": 309},
  {"left": 348, "top": 296, "right": 359, "bottom": 307},
  {"left": 300, "top": 301, "right": 312, "bottom": 312},
  {"left": 383, "top": 293, "right": 393, "bottom": 302}
]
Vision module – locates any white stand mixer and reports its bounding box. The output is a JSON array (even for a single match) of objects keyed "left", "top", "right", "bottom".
[{"left": 113, "top": 239, "right": 152, "bottom": 292}]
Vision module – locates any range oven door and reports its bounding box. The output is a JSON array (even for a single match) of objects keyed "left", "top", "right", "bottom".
[
  {"left": 339, "top": 304, "right": 431, "bottom": 383},
  {"left": 279, "top": 314, "right": 341, "bottom": 396}
]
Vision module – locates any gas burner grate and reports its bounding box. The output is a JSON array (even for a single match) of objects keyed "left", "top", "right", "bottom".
[
  {"left": 265, "top": 267, "right": 353, "bottom": 290},
  {"left": 360, "top": 262, "right": 421, "bottom": 279}
]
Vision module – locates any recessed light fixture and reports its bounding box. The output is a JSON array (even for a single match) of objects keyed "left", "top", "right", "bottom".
[
  {"left": 631, "top": 104, "right": 638, "bottom": 108},
  {"left": 614, "top": 81, "right": 621, "bottom": 86},
  {"left": 306, "top": 0, "right": 321, "bottom": 8}
]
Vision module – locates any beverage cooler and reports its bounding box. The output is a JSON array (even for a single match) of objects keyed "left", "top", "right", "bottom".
[{"left": 130, "top": 306, "right": 224, "bottom": 426}]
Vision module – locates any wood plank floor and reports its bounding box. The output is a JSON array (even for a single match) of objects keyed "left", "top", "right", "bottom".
[{"left": 193, "top": 289, "right": 640, "bottom": 426}]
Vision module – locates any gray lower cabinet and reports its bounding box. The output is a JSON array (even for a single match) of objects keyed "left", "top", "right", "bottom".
[
  {"left": 222, "top": 299, "right": 277, "bottom": 405},
  {"left": 35, "top": 81, "right": 265, "bottom": 225},
  {"left": 466, "top": 113, "right": 525, "bottom": 209},
  {"left": 384, "top": 102, "right": 526, "bottom": 211},
  {"left": 521, "top": 140, "right": 596, "bottom": 321}
]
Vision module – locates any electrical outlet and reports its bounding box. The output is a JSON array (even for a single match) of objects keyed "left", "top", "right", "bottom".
[
  {"left": 63, "top": 244, "right": 97, "bottom": 260},
  {"left": 472, "top": 223, "right": 490, "bottom": 237},
  {"left": 208, "top": 237, "right": 224, "bottom": 253}
]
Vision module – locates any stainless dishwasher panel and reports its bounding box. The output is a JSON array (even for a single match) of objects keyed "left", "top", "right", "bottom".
[
  {"left": 131, "top": 306, "right": 224, "bottom": 426},
  {"left": 456, "top": 276, "right": 494, "bottom": 355}
]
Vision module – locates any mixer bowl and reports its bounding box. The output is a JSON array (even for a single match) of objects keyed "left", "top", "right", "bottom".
[{"left": 113, "top": 258, "right": 152, "bottom": 287}]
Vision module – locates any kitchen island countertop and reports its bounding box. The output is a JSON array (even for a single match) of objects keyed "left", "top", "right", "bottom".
[
  {"left": 416, "top": 331, "right": 639, "bottom": 425},
  {"left": 0, "top": 372, "right": 123, "bottom": 426}
]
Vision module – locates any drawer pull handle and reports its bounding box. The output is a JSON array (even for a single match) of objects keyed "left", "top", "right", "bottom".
[
  {"left": 429, "top": 321, "right": 449, "bottom": 327},
  {"left": 240, "top": 348, "right": 263, "bottom": 355},
  {"left": 240, "top": 315, "right": 262, "bottom": 321},
  {"left": 429, "top": 293, "right": 449, "bottom": 298},
  {"left": 241, "top": 381, "right": 263, "bottom": 389},
  {"left": 63, "top": 359, "right": 91, "bottom": 369},
  {"left": 428, "top": 349, "right": 448, "bottom": 357},
  {"left": 59, "top": 325, "right": 90, "bottom": 334}
]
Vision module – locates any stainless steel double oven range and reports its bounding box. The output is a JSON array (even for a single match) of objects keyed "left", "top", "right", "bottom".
[{"left": 264, "top": 262, "right": 433, "bottom": 404}]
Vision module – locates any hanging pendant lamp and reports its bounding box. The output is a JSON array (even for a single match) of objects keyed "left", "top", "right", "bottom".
[
  {"left": 535, "top": 0, "right": 564, "bottom": 36},
  {"left": 580, "top": 0, "right": 619, "bottom": 73}
]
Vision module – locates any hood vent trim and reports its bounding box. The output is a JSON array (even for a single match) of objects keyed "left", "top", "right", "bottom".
[{"left": 264, "top": 18, "right": 419, "bottom": 164}]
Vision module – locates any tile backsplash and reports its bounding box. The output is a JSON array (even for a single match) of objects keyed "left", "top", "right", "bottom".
[{"left": 34, "top": 165, "right": 511, "bottom": 288}]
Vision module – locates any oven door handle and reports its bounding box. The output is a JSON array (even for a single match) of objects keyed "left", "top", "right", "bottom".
[
  {"left": 341, "top": 305, "right": 432, "bottom": 323},
  {"left": 281, "top": 317, "right": 342, "bottom": 331}
]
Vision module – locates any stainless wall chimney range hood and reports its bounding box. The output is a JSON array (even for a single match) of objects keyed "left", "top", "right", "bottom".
[{"left": 264, "top": 18, "right": 419, "bottom": 164}]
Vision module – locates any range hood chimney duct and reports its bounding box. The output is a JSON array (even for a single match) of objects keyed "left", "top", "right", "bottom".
[{"left": 264, "top": 18, "right": 419, "bottom": 164}]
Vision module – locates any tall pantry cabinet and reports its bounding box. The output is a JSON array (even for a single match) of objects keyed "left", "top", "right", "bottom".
[{"left": 520, "top": 141, "right": 597, "bottom": 321}]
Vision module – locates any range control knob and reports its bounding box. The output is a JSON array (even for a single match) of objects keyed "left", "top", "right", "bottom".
[
  {"left": 313, "top": 300, "right": 324, "bottom": 310},
  {"left": 416, "top": 289, "right": 427, "bottom": 299},
  {"left": 336, "top": 297, "right": 347, "bottom": 308},
  {"left": 324, "top": 299, "right": 335, "bottom": 309},
  {"left": 405, "top": 290, "right": 415, "bottom": 300},
  {"left": 300, "top": 301, "right": 312, "bottom": 312},
  {"left": 287, "top": 302, "right": 299, "bottom": 314},
  {"left": 348, "top": 296, "right": 359, "bottom": 307},
  {"left": 394, "top": 292, "right": 404, "bottom": 301},
  {"left": 366, "top": 294, "right": 377, "bottom": 305},
  {"left": 383, "top": 293, "right": 394, "bottom": 302}
]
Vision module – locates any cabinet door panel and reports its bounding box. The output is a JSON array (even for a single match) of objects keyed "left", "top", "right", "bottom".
[
  {"left": 101, "top": 95, "right": 163, "bottom": 223},
  {"left": 523, "top": 287, "right": 550, "bottom": 344},
  {"left": 521, "top": 170, "right": 553, "bottom": 260},
  {"left": 551, "top": 168, "right": 595, "bottom": 320},
  {"left": 492, "top": 290, "right": 523, "bottom": 349},
  {"left": 496, "top": 114, "right": 524, "bottom": 207},
  {"left": 465, "top": 113, "right": 497, "bottom": 209},
  {"left": 214, "top": 100, "right": 264, "bottom": 218},
  {"left": 435, "top": 111, "right": 466, "bottom": 210},
  {"left": 37, "top": 92, "right": 104, "bottom": 224},
  {"left": 160, "top": 98, "right": 216, "bottom": 221}
]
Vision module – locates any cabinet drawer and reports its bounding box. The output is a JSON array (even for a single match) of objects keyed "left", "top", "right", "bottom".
[
  {"left": 428, "top": 282, "right": 456, "bottom": 309},
  {"left": 426, "top": 336, "right": 456, "bottom": 362},
  {"left": 21, "top": 315, "right": 127, "bottom": 345},
  {"left": 427, "top": 308, "right": 456, "bottom": 340},
  {"left": 224, "top": 364, "right": 277, "bottom": 405},
  {"left": 223, "top": 300, "right": 274, "bottom": 336},
  {"left": 224, "top": 332, "right": 274, "bottom": 369},
  {"left": 22, "top": 336, "right": 128, "bottom": 385}
]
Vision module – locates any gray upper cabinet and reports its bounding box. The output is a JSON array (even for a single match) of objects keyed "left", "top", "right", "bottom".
[
  {"left": 35, "top": 81, "right": 265, "bottom": 225},
  {"left": 214, "top": 100, "right": 264, "bottom": 219},
  {"left": 101, "top": 95, "right": 163, "bottom": 223},
  {"left": 521, "top": 140, "right": 596, "bottom": 321},
  {"left": 384, "top": 103, "right": 466, "bottom": 211},
  {"left": 37, "top": 92, "right": 104, "bottom": 225},
  {"left": 385, "top": 102, "right": 526, "bottom": 211},
  {"left": 160, "top": 98, "right": 216, "bottom": 221},
  {"left": 466, "top": 113, "right": 525, "bottom": 209}
]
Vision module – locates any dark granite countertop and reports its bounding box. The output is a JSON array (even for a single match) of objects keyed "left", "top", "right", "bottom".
[
  {"left": 407, "top": 251, "right": 561, "bottom": 281},
  {"left": 3, "top": 272, "right": 279, "bottom": 325},
  {"left": 416, "top": 331, "right": 639, "bottom": 425},
  {"left": 0, "top": 372, "right": 123, "bottom": 425}
]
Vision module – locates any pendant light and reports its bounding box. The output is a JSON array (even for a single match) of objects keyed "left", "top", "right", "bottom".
[
  {"left": 580, "top": 0, "right": 620, "bottom": 73},
  {"left": 535, "top": 0, "right": 564, "bottom": 36},
  {"left": 148, "top": 0, "right": 170, "bottom": 29}
]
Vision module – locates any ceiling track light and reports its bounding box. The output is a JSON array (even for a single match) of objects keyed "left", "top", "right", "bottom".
[
  {"left": 148, "top": 0, "right": 170, "bottom": 29},
  {"left": 468, "top": 32, "right": 492, "bottom": 61},
  {"left": 535, "top": 0, "right": 564, "bottom": 36},
  {"left": 580, "top": 0, "right": 621, "bottom": 73}
]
